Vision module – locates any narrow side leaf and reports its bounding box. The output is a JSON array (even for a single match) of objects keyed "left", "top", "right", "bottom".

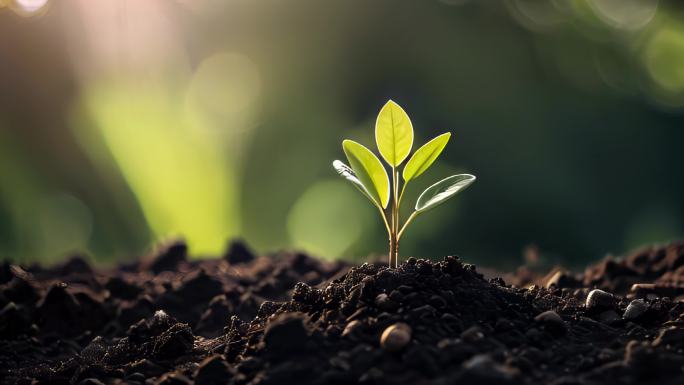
[
  {"left": 342, "top": 140, "right": 390, "bottom": 208},
  {"left": 415, "top": 174, "right": 475, "bottom": 213},
  {"left": 332, "top": 160, "right": 379, "bottom": 207},
  {"left": 375, "top": 100, "right": 414, "bottom": 167},
  {"left": 403, "top": 132, "right": 451, "bottom": 182}
]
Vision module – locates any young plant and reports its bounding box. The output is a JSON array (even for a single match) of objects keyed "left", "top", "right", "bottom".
[{"left": 333, "top": 100, "right": 475, "bottom": 267}]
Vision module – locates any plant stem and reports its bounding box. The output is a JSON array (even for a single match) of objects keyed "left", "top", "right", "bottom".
[
  {"left": 398, "top": 182, "right": 407, "bottom": 208},
  {"left": 376, "top": 205, "right": 391, "bottom": 235},
  {"left": 391, "top": 169, "right": 400, "bottom": 268},
  {"left": 388, "top": 232, "right": 396, "bottom": 268},
  {"left": 397, "top": 211, "right": 418, "bottom": 240},
  {"left": 377, "top": 202, "right": 392, "bottom": 267}
]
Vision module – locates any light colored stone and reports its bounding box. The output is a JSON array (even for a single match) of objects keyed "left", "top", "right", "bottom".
[
  {"left": 585, "top": 289, "right": 615, "bottom": 310},
  {"left": 380, "top": 323, "right": 411, "bottom": 352},
  {"left": 623, "top": 299, "right": 647, "bottom": 320}
]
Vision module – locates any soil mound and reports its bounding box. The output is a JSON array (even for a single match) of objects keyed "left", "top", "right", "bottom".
[{"left": 2, "top": 241, "right": 684, "bottom": 384}]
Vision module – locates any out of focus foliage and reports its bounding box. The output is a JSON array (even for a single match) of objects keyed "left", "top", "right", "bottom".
[{"left": 0, "top": 0, "right": 682, "bottom": 268}]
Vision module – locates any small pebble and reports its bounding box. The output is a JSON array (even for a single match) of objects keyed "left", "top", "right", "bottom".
[
  {"left": 585, "top": 289, "right": 615, "bottom": 311},
  {"left": 544, "top": 270, "right": 576, "bottom": 289},
  {"left": 461, "top": 326, "right": 484, "bottom": 342},
  {"left": 342, "top": 320, "right": 361, "bottom": 338},
  {"left": 380, "top": 323, "right": 411, "bottom": 352},
  {"left": 623, "top": 299, "right": 647, "bottom": 320},
  {"left": 462, "top": 354, "right": 518, "bottom": 381},
  {"left": 534, "top": 310, "right": 567, "bottom": 335},
  {"left": 534, "top": 310, "right": 563, "bottom": 325},
  {"left": 374, "top": 293, "right": 397, "bottom": 311}
]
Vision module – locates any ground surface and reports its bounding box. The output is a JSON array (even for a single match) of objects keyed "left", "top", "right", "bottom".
[{"left": 2, "top": 240, "right": 684, "bottom": 385}]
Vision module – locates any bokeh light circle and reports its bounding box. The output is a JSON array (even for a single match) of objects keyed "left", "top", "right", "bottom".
[
  {"left": 506, "top": 0, "right": 568, "bottom": 32},
  {"left": 186, "top": 52, "right": 262, "bottom": 123},
  {"left": 643, "top": 23, "right": 684, "bottom": 99},
  {"left": 588, "top": 0, "right": 658, "bottom": 31},
  {"left": 287, "top": 180, "right": 374, "bottom": 259},
  {"left": 9, "top": 0, "right": 49, "bottom": 17}
]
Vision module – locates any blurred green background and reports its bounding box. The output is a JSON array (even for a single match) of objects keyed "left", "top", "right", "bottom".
[{"left": 1, "top": 0, "right": 683, "bottom": 269}]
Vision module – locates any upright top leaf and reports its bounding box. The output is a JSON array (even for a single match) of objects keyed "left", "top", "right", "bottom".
[
  {"left": 342, "top": 140, "right": 390, "bottom": 208},
  {"left": 403, "top": 132, "right": 451, "bottom": 182},
  {"left": 375, "top": 100, "right": 414, "bottom": 167}
]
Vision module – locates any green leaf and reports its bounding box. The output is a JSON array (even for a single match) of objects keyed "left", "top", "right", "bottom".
[
  {"left": 415, "top": 174, "right": 475, "bottom": 213},
  {"left": 332, "top": 160, "right": 379, "bottom": 207},
  {"left": 342, "top": 140, "right": 390, "bottom": 208},
  {"left": 403, "top": 132, "right": 451, "bottom": 182},
  {"left": 375, "top": 100, "right": 414, "bottom": 167}
]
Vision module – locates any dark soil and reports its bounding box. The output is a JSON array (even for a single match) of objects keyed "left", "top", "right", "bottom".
[{"left": 3, "top": 240, "right": 684, "bottom": 385}]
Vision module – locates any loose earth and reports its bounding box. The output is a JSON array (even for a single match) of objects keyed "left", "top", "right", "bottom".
[{"left": 2, "top": 240, "right": 684, "bottom": 385}]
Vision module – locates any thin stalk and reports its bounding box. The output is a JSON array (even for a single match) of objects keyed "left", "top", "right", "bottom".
[
  {"left": 388, "top": 233, "right": 396, "bottom": 268},
  {"left": 397, "top": 182, "right": 407, "bottom": 208},
  {"left": 388, "top": 170, "right": 392, "bottom": 267},
  {"left": 391, "top": 169, "right": 400, "bottom": 268},
  {"left": 397, "top": 211, "right": 418, "bottom": 240},
  {"left": 376, "top": 205, "right": 391, "bottom": 235},
  {"left": 380, "top": 206, "right": 393, "bottom": 270}
]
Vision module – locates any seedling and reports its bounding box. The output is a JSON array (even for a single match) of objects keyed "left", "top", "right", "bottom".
[{"left": 333, "top": 100, "right": 475, "bottom": 267}]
